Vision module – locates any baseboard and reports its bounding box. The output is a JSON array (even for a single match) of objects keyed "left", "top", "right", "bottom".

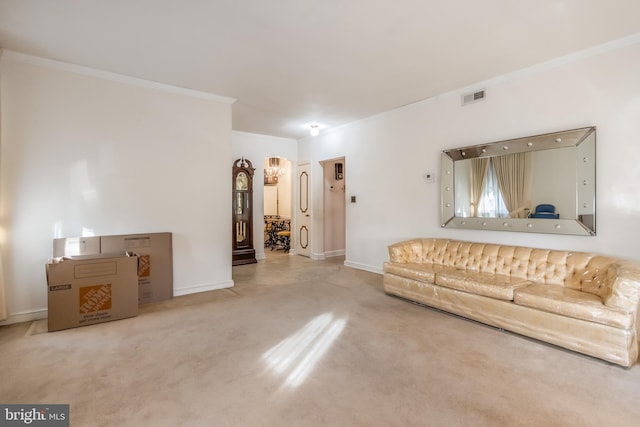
[
  {"left": 311, "top": 252, "right": 326, "bottom": 260},
  {"left": 0, "top": 281, "right": 236, "bottom": 325},
  {"left": 0, "top": 308, "right": 48, "bottom": 326},
  {"left": 343, "top": 260, "right": 383, "bottom": 275},
  {"left": 324, "top": 250, "right": 345, "bottom": 258},
  {"left": 173, "top": 280, "right": 234, "bottom": 297}
]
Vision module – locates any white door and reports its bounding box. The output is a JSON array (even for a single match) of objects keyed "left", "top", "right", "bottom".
[{"left": 297, "top": 163, "right": 311, "bottom": 257}]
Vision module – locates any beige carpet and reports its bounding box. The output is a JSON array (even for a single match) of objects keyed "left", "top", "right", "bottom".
[{"left": 1, "top": 252, "right": 639, "bottom": 426}]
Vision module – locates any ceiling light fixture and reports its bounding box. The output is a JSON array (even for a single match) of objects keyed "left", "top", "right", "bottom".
[
  {"left": 264, "top": 157, "right": 285, "bottom": 185},
  {"left": 309, "top": 125, "right": 320, "bottom": 136}
]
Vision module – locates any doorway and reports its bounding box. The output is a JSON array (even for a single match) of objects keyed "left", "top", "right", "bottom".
[
  {"left": 263, "top": 156, "right": 292, "bottom": 256},
  {"left": 321, "top": 157, "right": 346, "bottom": 258}
]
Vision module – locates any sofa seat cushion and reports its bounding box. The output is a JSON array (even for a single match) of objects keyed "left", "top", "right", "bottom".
[
  {"left": 514, "top": 284, "right": 633, "bottom": 329},
  {"left": 383, "top": 262, "right": 444, "bottom": 283},
  {"left": 435, "top": 270, "right": 532, "bottom": 301}
]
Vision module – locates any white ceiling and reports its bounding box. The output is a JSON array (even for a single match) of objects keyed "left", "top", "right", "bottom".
[{"left": 1, "top": 1, "right": 640, "bottom": 139}]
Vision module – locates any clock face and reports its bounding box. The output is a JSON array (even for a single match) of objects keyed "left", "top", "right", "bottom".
[{"left": 236, "top": 172, "right": 248, "bottom": 191}]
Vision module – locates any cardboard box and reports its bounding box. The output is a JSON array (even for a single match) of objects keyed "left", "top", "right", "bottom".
[
  {"left": 100, "top": 232, "right": 173, "bottom": 304},
  {"left": 46, "top": 253, "right": 139, "bottom": 332},
  {"left": 53, "top": 236, "right": 101, "bottom": 257}
]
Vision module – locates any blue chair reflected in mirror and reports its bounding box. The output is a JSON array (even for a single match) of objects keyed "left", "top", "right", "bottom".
[{"left": 529, "top": 204, "right": 559, "bottom": 219}]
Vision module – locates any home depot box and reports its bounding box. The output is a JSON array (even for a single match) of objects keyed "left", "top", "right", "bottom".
[
  {"left": 46, "top": 252, "right": 139, "bottom": 332},
  {"left": 100, "top": 232, "right": 173, "bottom": 304},
  {"left": 53, "top": 236, "right": 101, "bottom": 257}
]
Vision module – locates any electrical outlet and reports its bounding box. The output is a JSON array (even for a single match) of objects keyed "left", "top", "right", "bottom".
[{"left": 351, "top": 196, "right": 356, "bottom": 203}]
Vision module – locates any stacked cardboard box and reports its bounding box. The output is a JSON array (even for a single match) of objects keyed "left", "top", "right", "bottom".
[
  {"left": 101, "top": 233, "right": 173, "bottom": 304},
  {"left": 47, "top": 232, "right": 173, "bottom": 332},
  {"left": 52, "top": 236, "right": 100, "bottom": 257},
  {"left": 52, "top": 232, "right": 173, "bottom": 304},
  {"left": 46, "top": 252, "right": 139, "bottom": 332}
]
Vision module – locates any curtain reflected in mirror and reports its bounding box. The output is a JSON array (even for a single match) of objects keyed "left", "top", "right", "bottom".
[
  {"left": 469, "top": 158, "right": 488, "bottom": 217},
  {"left": 494, "top": 152, "right": 531, "bottom": 218}
]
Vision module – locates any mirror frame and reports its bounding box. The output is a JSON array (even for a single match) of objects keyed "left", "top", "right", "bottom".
[{"left": 440, "top": 127, "right": 596, "bottom": 236}]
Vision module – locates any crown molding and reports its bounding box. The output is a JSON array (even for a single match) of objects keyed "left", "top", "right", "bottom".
[
  {"left": 232, "top": 130, "right": 297, "bottom": 142},
  {"left": 451, "top": 32, "right": 640, "bottom": 98},
  {"left": 0, "top": 49, "right": 236, "bottom": 104}
]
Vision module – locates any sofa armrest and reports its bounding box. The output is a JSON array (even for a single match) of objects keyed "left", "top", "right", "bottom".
[
  {"left": 604, "top": 261, "right": 640, "bottom": 314},
  {"left": 388, "top": 239, "right": 424, "bottom": 264}
]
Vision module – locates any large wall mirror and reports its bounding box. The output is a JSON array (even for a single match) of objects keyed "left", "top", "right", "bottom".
[{"left": 441, "top": 127, "right": 596, "bottom": 236}]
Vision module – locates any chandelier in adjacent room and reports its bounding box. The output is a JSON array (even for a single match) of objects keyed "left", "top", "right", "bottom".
[{"left": 264, "top": 157, "right": 285, "bottom": 185}]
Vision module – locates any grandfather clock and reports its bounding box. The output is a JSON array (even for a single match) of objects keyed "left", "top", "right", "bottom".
[{"left": 232, "top": 158, "right": 257, "bottom": 265}]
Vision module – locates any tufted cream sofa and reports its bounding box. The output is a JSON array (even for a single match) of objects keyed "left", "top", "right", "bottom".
[{"left": 383, "top": 238, "right": 640, "bottom": 367}]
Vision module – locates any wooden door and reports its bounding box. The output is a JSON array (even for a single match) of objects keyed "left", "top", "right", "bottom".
[{"left": 297, "top": 163, "right": 311, "bottom": 257}]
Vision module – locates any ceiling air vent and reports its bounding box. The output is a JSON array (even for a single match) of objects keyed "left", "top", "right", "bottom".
[{"left": 462, "top": 89, "right": 486, "bottom": 106}]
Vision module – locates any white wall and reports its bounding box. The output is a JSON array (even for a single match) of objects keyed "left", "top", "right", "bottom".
[
  {"left": 299, "top": 36, "right": 640, "bottom": 273},
  {"left": 276, "top": 158, "right": 293, "bottom": 219},
  {"left": 0, "top": 52, "right": 234, "bottom": 324},
  {"left": 232, "top": 131, "right": 297, "bottom": 259},
  {"left": 264, "top": 184, "right": 279, "bottom": 216}
]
